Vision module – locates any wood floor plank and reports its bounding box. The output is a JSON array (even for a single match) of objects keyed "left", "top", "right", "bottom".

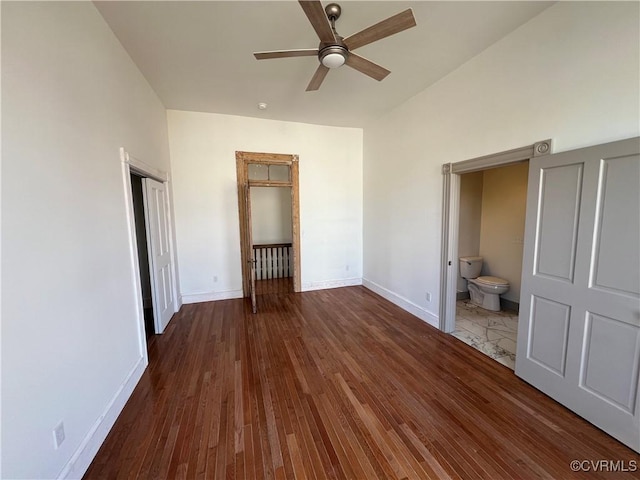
[{"left": 84, "top": 287, "right": 640, "bottom": 479}]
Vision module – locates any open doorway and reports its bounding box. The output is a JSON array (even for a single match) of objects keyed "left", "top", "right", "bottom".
[
  {"left": 236, "top": 151, "right": 301, "bottom": 313},
  {"left": 439, "top": 140, "right": 552, "bottom": 369},
  {"left": 121, "top": 148, "right": 178, "bottom": 360},
  {"left": 130, "top": 173, "right": 154, "bottom": 340},
  {"left": 451, "top": 164, "right": 528, "bottom": 369},
  {"left": 251, "top": 186, "right": 293, "bottom": 296}
]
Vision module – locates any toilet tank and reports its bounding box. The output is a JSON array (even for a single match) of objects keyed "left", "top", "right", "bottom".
[{"left": 459, "top": 256, "right": 483, "bottom": 279}]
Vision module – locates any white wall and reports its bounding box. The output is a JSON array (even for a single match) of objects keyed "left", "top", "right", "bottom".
[
  {"left": 363, "top": 2, "right": 639, "bottom": 326},
  {"left": 478, "top": 163, "right": 529, "bottom": 303},
  {"left": 167, "top": 110, "right": 363, "bottom": 301},
  {"left": 1, "top": 3, "right": 171, "bottom": 478},
  {"left": 251, "top": 187, "right": 292, "bottom": 244},
  {"left": 457, "top": 171, "right": 484, "bottom": 292}
]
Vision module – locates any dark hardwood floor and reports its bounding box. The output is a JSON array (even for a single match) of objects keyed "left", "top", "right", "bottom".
[
  {"left": 255, "top": 277, "right": 293, "bottom": 296},
  {"left": 84, "top": 286, "right": 639, "bottom": 479}
]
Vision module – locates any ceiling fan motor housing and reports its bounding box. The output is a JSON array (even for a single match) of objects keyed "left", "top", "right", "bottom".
[{"left": 319, "top": 37, "right": 348, "bottom": 68}]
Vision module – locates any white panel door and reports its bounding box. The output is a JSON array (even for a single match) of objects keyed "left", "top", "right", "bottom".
[
  {"left": 143, "top": 178, "right": 175, "bottom": 333},
  {"left": 516, "top": 137, "right": 640, "bottom": 452}
]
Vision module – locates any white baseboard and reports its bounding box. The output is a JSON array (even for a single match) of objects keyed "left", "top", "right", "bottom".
[
  {"left": 302, "top": 277, "right": 362, "bottom": 292},
  {"left": 176, "top": 294, "right": 183, "bottom": 311},
  {"left": 58, "top": 356, "right": 147, "bottom": 479},
  {"left": 362, "top": 278, "right": 439, "bottom": 328},
  {"left": 181, "top": 289, "right": 244, "bottom": 304},
  {"left": 183, "top": 281, "right": 364, "bottom": 302}
]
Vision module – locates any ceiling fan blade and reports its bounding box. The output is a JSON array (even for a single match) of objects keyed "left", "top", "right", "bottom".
[
  {"left": 306, "top": 64, "right": 330, "bottom": 91},
  {"left": 343, "top": 9, "right": 416, "bottom": 51},
  {"left": 254, "top": 49, "right": 318, "bottom": 60},
  {"left": 345, "top": 53, "right": 390, "bottom": 81},
  {"left": 298, "top": 1, "right": 336, "bottom": 44}
]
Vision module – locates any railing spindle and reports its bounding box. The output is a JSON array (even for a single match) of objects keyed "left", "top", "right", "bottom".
[{"left": 251, "top": 243, "right": 293, "bottom": 280}]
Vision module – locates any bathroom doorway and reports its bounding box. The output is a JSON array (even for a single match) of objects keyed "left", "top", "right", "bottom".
[
  {"left": 439, "top": 141, "right": 553, "bottom": 369},
  {"left": 453, "top": 164, "right": 528, "bottom": 368}
]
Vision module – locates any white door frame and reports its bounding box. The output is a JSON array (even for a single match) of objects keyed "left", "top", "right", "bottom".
[
  {"left": 120, "top": 148, "right": 180, "bottom": 359},
  {"left": 439, "top": 140, "right": 553, "bottom": 333}
]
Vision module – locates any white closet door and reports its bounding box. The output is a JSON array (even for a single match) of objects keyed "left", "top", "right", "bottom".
[
  {"left": 143, "top": 178, "right": 175, "bottom": 333},
  {"left": 516, "top": 137, "right": 640, "bottom": 452}
]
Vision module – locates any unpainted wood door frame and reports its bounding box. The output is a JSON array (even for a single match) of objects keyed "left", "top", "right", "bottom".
[{"left": 236, "top": 151, "right": 301, "bottom": 297}]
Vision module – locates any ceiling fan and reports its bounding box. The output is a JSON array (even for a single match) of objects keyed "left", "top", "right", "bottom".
[{"left": 253, "top": 1, "right": 417, "bottom": 91}]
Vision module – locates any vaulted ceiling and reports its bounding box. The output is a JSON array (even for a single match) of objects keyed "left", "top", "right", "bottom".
[{"left": 95, "top": 1, "right": 553, "bottom": 127}]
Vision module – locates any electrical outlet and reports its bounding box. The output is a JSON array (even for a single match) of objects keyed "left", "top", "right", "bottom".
[
  {"left": 345, "top": 265, "right": 350, "bottom": 272},
  {"left": 53, "top": 421, "right": 65, "bottom": 449},
  {"left": 425, "top": 292, "right": 432, "bottom": 302},
  {"left": 213, "top": 275, "right": 218, "bottom": 283}
]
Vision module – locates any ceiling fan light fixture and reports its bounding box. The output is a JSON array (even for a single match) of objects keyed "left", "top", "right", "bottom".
[
  {"left": 319, "top": 45, "right": 347, "bottom": 68},
  {"left": 253, "top": 1, "right": 417, "bottom": 90}
]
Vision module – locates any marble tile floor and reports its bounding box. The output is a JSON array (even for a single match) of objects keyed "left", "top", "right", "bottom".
[{"left": 452, "top": 299, "right": 519, "bottom": 370}]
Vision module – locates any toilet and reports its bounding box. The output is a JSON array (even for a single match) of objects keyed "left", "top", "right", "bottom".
[{"left": 459, "top": 256, "right": 510, "bottom": 312}]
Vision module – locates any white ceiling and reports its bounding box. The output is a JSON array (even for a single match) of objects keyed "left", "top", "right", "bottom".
[{"left": 95, "top": 1, "right": 553, "bottom": 128}]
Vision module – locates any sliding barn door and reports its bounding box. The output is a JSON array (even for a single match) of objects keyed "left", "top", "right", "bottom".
[
  {"left": 515, "top": 137, "right": 640, "bottom": 451},
  {"left": 142, "top": 178, "right": 176, "bottom": 333}
]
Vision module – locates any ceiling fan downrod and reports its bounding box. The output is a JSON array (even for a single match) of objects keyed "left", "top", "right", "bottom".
[
  {"left": 319, "top": 3, "right": 347, "bottom": 69},
  {"left": 325, "top": 3, "right": 342, "bottom": 33}
]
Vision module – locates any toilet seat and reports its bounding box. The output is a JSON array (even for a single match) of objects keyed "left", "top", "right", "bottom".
[{"left": 475, "top": 276, "right": 509, "bottom": 286}]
